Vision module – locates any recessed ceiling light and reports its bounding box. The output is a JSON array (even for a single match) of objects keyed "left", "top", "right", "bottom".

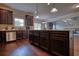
[
  {"left": 63, "top": 20, "right": 67, "bottom": 22},
  {"left": 50, "top": 8, "right": 58, "bottom": 13},
  {"left": 35, "top": 15, "right": 39, "bottom": 19}
]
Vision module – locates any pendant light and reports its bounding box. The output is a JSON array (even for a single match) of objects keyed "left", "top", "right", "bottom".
[
  {"left": 47, "top": 3, "right": 50, "bottom": 5},
  {"left": 73, "top": 3, "right": 79, "bottom": 8},
  {"left": 50, "top": 3, "right": 58, "bottom": 13},
  {"left": 35, "top": 3, "right": 39, "bottom": 19}
]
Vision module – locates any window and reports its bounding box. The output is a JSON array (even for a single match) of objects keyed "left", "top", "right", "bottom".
[
  {"left": 34, "top": 23, "right": 41, "bottom": 30},
  {"left": 14, "top": 18, "right": 24, "bottom": 27}
]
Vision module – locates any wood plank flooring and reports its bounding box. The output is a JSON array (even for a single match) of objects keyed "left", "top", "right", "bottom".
[
  {"left": 0, "top": 36, "right": 79, "bottom": 56},
  {"left": 0, "top": 39, "right": 49, "bottom": 56},
  {"left": 74, "top": 35, "right": 79, "bottom": 56}
]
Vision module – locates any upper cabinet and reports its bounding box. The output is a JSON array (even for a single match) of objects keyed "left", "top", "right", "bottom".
[
  {"left": 25, "top": 15, "right": 33, "bottom": 26},
  {"left": 0, "top": 8, "right": 13, "bottom": 25}
]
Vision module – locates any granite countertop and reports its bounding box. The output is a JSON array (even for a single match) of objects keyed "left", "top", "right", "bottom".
[
  {"left": 29, "top": 30, "right": 70, "bottom": 32},
  {"left": 0, "top": 29, "right": 26, "bottom": 32}
]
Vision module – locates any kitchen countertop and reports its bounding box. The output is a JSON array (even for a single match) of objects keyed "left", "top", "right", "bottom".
[
  {"left": 0, "top": 30, "right": 26, "bottom": 32},
  {"left": 0, "top": 29, "right": 71, "bottom": 32},
  {"left": 29, "top": 30, "right": 70, "bottom": 32}
]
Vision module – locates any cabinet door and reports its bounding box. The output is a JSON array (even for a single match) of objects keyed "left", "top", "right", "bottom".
[
  {"left": 0, "top": 9, "right": 13, "bottom": 24},
  {"left": 50, "top": 31, "right": 69, "bottom": 56},
  {"left": 16, "top": 31, "right": 23, "bottom": 40},
  {"left": 40, "top": 31, "right": 49, "bottom": 51},
  {"left": 0, "top": 32, "right": 6, "bottom": 43},
  {"left": 25, "top": 15, "right": 33, "bottom": 26},
  {"left": 0, "top": 9, "right": 6, "bottom": 24},
  {"left": 22, "top": 30, "right": 28, "bottom": 39},
  {"left": 7, "top": 11, "right": 13, "bottom": 24},
  {"left": 33, "top": 31, "right": 39, "bottom": 46},
  {"left": 29, "top": 30, "right": 34, "bottom": 43},
  {"left": 0, "top": 10, "right": 3, "bottom": 24}
]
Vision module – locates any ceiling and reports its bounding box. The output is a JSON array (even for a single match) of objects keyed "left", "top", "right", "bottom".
[
  {"left": 5, "top": 3, "right": 79, "bottom": 22},
  {"left": 53, "top": 16, "right": 79, "bottom": 28}
]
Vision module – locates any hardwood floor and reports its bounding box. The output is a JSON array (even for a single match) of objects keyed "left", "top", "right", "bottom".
[
  {"left": 0, "top": 39, "right": 49, "bottom": 56},
  {"left": 74, "top": 35, "right": 79, "bottom": 56},
  {"left": 1, "top": 36, "right": 79, "bottom": 56}
]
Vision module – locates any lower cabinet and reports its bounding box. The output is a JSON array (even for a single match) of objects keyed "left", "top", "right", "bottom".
[
  {"left": 0, "top": 31, "right": 16, "bottom": 43},
  {"left": 50, "top": 31, "right": 69, "bottom": 56},
  {"left": 0, "top": 30, "right": 28, "bottom": 43},
  {"left": 33, "top": 31, "right": 39, "bottom": 46},
  {"left": 29, "top": 30, "right": 39, "bottom": 46},
  {"left": 22, "top": 30, "right": 28, "bottom": 39},
  {"left": 40, "top": 31, "right": 49, "bottom": 51},
  {"left": 50, "top": 39, "right": 68, "bottom": 55},
  {"left": 16, "top": 31, "right": 23, "bottom": 40},
  {"left": 16, "top": 30, "right": 28, "bottom": 40},
  {"left": 0, "top": 31, "right": 6, "bottom": 43},
  {"left": 29, "top": 30, "right": 34, "bottom": 43},
  {"left": 29, "top": 30, "right": 70, "bottom": 56}
]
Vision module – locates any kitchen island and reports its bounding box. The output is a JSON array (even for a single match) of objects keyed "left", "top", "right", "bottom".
[{"left": 29, "top": 30, "right": 74, "bottom": 56}]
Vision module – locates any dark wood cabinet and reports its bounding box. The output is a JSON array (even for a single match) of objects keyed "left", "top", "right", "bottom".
[
  {"left": 33, "top": 31, "right": 39, "bottom": 46},
  {"left": 29, "top": 30, "right": 39, "bottom": 46},
  {"left": 29, "top": 30, "right": 34, "bottom": 43},
  {"left": 29, "top": 30, "right": 71, "bottom": 56},
  {"left": 16, "top": 30, "right": 28, "bottom": 40},
  {"left": 22, "top": 30, "right": 28, "bottom": 39},
  {"left": 16, "top": 31, "right": 23, "bottom": 40},
  {"left": 0, "top": 31, "right": 6, "bottom": 43},
  {"left": 40, "top": 31, "right": 49, "bottom": 51},
  {"left": 25, "top": 15, "right": 33, "bottom": 26},
  {"left": 50, "top": 31, "right": 69, "bottom": 56},
  {"left": 0, "top": 8, "right": 13, "bottom": 24}
]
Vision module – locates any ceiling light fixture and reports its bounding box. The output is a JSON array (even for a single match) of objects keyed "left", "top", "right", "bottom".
[
  {"left": 35, "top": 15, "right": 39, "bottom": 19},
  {"left": 51, "top": 8, "right": 58, "bottom": 13},
  {"left": 73, "top": 3, "right": 79, "bottom": 8},
  {"left": 63, "top": 20, "right": 67, "bottom": 22},
  {"left": 35, "top": 4, "right": 39, "bottom": 19},
  {"left": 50, "top": 3, "right": 58, "bottom": 13},
  {"left": 75, "top": 4, "right": 79, "bottom": 8},
  {"left": 47, "top": 3, "right": 50, "bottom": 5}
]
